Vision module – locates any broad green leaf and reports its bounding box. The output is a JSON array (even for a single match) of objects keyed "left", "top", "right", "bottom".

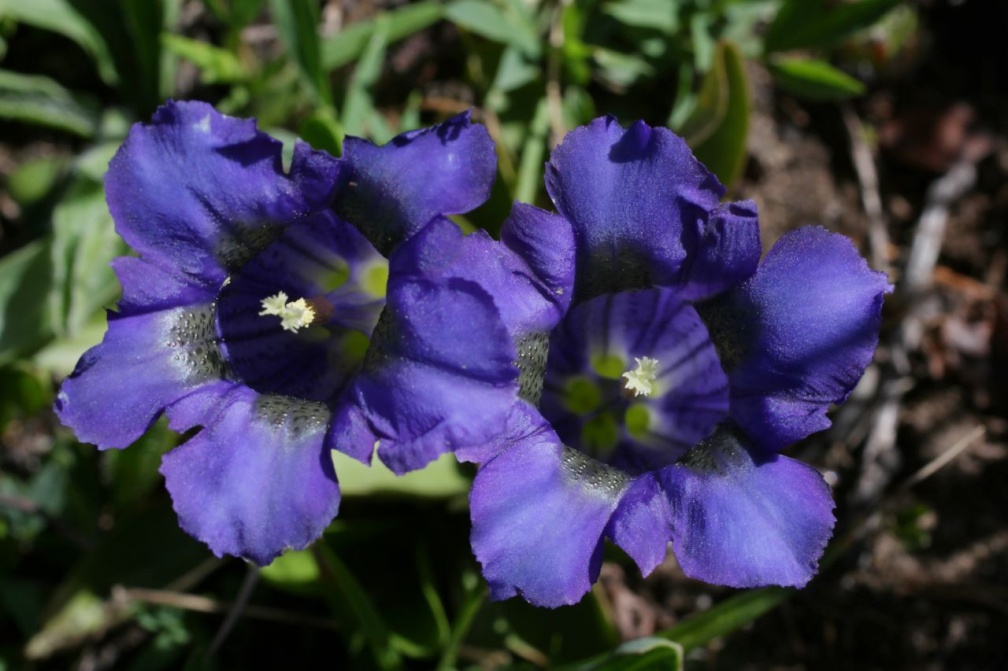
[
  {"left": 603, "top": 0, "right": 678, "bottom": 33},
  {"left": 6, "top": 156, "right": 66, "bottom": 206},
  {"left": 268, "top": 0, "right": 331, "bottom": 104},
  {"left": 0, "top": 240, "right": 54, "bottom": 363},
  {"left": 120, "top": 0, "right": 174, "bottom": 110},
  {"left": 592, "top": 47, "right": 655, "bottom": 88},
  {"left": 446, "top": 0, "right": 540, "bottom": 57},
  {"left": 575, "top": 637, "right": 683, "bottom": 671},
  {"left": 764, "top": 0, "right": 902, "bottom": 54},
  {"left": 297, "top": 106, "right": 344, "bottom": 156},
  {"left": 769, "top": 56, "right": 865, "bottom": 99},
  {"left": 260, "top": 548, "right": 321, "bottom": 594},
  {"left": 49, "top": 178, "right": 126, "bottom": 339},
  {"left": 492, "top": 45, "right": 540, "bottom": 93},
  {"left": 661, "top": 586, "right": 794, "bottom": 650},
  {"left": 0, "top": 0, "right": 118, "bottom": 85},
  {"left": 682, "top": 41, "right": 750, "bottom": 188},
  {"left": 331, "top": 450, "right": 470, "bottom": 498},
  {"left": 322, "top": 1, "right": 445, "bottom": 71},
  {"left": 161, "top": 33, "right": 250, "bottom": 84},
  {"left": 0, "top": 70, "right": 99, "bottom": 137}
]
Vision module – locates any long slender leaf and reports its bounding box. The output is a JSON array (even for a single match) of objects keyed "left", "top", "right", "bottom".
[
  {"left": 0, "top": 69, "right": 99, "bottom": 137},
  {"left": 269, "top": 0, "right": 331, "bottom": 104},
  {"left": 0, "top": 0, "right": 118, "bottom": 84},
  {"left": 769, "top": 56, "right": 866, "bottom": 100},
  {"left": 322, "top": 1, "right": 445, "bottom": 71},
  {"left": 687, "top": 41, "right": 750, "bottom": 188},
  {"left": 661, "top": 586, "right": 794, "bottom": 650},
  {"left": 341, "top": 14, "right": 390, "bottom": 140}
]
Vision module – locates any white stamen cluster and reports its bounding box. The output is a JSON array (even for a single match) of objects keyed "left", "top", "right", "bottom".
[
  {"left": 259, "top": 292, "right": 315, "bottom": 333},
  {"left": 622, "top": 356, "right": 660, "bottom": 397}
]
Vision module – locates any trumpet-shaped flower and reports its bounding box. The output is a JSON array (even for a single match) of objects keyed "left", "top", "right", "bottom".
[
  {"left": 349, "top": 117, "right": 890, "bottom": 606},
  {"left": 55, "top": 101, "right": 495, "bottom": 565}
]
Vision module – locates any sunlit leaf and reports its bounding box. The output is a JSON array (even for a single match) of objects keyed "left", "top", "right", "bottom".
[
  {"left": 446, "top": 0, "right": 540, "bottom": 57},
  {"left": 331, "top": 450, "right": 470, "bottom": 499},
  {"left": 769, "top": 56, "right": 866, "bottom": 99},
  {"left": 268, "top": 0, "right": 330, "bottom": 104},
  {"left": 0, "top": 69, "right": 99, "bottom": 138},
  {"left": 161, "top": 34, "right": 250, "bottom": 84},
  {"left": 575, "top": 637, "right": 683, "bottom": 671},
  {"left": 0, "top": 0, "right": 118, "bottom": 84},
  {"left": 681, "top": 40, "right": 749, "bottom": 188}
]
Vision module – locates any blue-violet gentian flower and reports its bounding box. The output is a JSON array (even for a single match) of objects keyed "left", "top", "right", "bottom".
[
  {"left": 344, "top": 117, "right": 891, "bottom": 607},
  {"left": 55, "top": 100, "right": 495, "bottom": 565}
]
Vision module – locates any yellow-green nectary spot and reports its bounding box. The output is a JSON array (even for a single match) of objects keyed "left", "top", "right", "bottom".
[
  {"left": 591, "top": 352, "right": 625, "bottom": 379},
  {"left": 563, "top": 376, "right": 602, "bottom": 415},
  {"left": 581, "top": 413, "right": 619, "bottom": 454},
  {"left": 340, "top": 330, "right": 371, "bottom": 363},
  {"left": 318, "top": 261, "right": 350, "bottom": 293},
  {"left": 362, "top": 261, "right": 389, "bottom": 298},
  {"left": 624, "top": 404, "right": 651, "bottom": 440}
]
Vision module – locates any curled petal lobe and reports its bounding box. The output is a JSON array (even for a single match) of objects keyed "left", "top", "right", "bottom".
[
  {"left": 105, "top": 100, "right": 340, "bottom": 282},
  {"left": 679, "top": 200, "right": 761, "bottom": 301},
  {"left": 545, "top": 116, "right": 728, "bottom": 298},
  {"left": 660, "top": 424, "right": 835, "bottom": 587},
  {"left": 336, "top": 111, "right": 497, "bottom": 255},
  {"left": 470, "top": 407, "right": 629, "bottom": 607},
  {"left": 704, "top": 226, "right": 892, "bottom": 451},
  {"left": 161, "top": 388, "right": 340, "bottom": 565}
]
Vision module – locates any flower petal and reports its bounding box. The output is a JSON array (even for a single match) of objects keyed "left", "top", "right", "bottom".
[
  {"left": 336, "top": 111, "right": 497, "bottom": 255},
  {"left": 105, "top": 100, "right": 340, "bottom": 282},
  {"left": 679, "top": 200, "right": 761, "bottom": 301},
  {"left": 604, "top": 473, "right": 674, "bottom": 576},
  {"left": 659, "top": 424, "right": 835, "bottom": 587},
  {"left": 55, "top": 304, "right": 230, "bottom": 449},
  {"left": 704, "top": 227, "right": 891, "bottom": 451},
  {"left": 470, "top": 407, "right": 628, "bottom": 607},
  {"left": 330, "top": 266, "right": 518, "bottom": 474},
  {"left": 544, "top": 117, "right": 730, "bottom": 299},
  {"left": 161, "top": 388, "right": 339, "bottom": 565}
]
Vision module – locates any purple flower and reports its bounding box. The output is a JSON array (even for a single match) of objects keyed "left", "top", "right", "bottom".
[
  {"left": 55, "top": 100, "right": 495, "bottom": 565},
  {"left": 350, "top": 117, "right": 890, "bottom": 606}
]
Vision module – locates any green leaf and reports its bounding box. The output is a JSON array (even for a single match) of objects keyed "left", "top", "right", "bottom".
[
  {"left": 514, "top": 97, "right": 550, "bottom": 204},
  {"left": 0, "top": 69, "right": 99, "bottom": 137},
  {"left": 260, "top": 548, "right": 321, "bottom": 595},
  {"left": 7, "top": 156, "right": 66, "bottom": 206},
  {"left": 268, "top": 0, "right": 331, "bottom": 104},
  {"left": 576, "top": 637, "right": 683, "bottom": 671},
  {"left": 592, "top": 47, "right": 655, "bottom": 88},
  {"left": 769, "top": 56, "right": 865, "bottom": 99},
  {"left": 322, "top": 1, "right": 445, "bottom": 71},
  {"left": 297, "top": 106, "right": 344, "bottom": 157},
  {"left": 120, "top": 0, "right": 174, "bottom": 110},
  {"left": 602, "top": 0, "right": 678, "bottom": 33},
  {"left": 341, "top": 14, "right": 390, "bottom": 140},
  {"left": 445, "top": 0, "right": 540, "bottom": 57},
  {"left": 680, "top": 40, "right": 750, "bottom": 188},
  {"left": 48, "top": 178, "right": 126, "bottom": 339},
  {"left": 492, "top": 45, "right": 540, "bottom": 93},
  {"left": 0, "top": 241, "right": 54, "bottom": 364},
  {"left": 0, "top": 0, "right": 118, "bottom": 85},
  {"left": 661, "top": 586, "right": 794, "bottom": 650},
  {"left": 331, "top": 450, "right": 470, "bottom": 498},
  {"left": 161, "top": 33, "right": 250, "bottom": 84},
  {"left": 764, "top": 0, "right": 902, "bottom": 54}
]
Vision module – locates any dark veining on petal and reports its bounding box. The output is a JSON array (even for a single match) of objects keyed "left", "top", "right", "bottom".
[
  {"left": 677, "top": 423, "right": 746, "bottom": 476},
  {"left": 215, "top": 223, "right": 283, "bottom": 271},
  {"left": 515, "top": 331, "right": 550, "bottom": 405},
  {"left": 255, "top": 394, "right": 329, "bottom": 438},
  {"left": 559, "top": 445, "right": 630, "bottom": 498},
  {"left": 694, "top": 295, "right": 752, "bottom": 372},
  {"left": 167, "top": 304, "right": 230, "bottom": 379}
]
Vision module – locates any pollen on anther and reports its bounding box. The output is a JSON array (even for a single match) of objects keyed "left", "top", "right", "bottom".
[
  {"left": 622, "top": 356, "right": 660, "bottom": 397},
  {"left": 259, "top": 291, "right": 316, "bottom": 333}
]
